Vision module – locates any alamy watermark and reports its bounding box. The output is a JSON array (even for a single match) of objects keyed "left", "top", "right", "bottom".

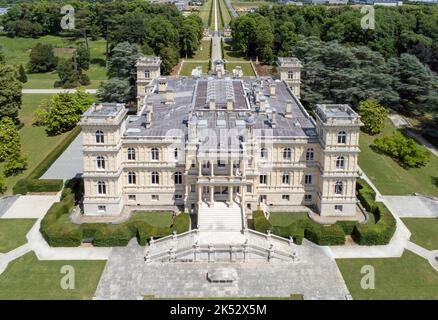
[
  {"left": 61, "top": 5, "right": 75, "bottom": 31},
  {"left": 60, "top": 265, "right": 75, "bottom": 290}
]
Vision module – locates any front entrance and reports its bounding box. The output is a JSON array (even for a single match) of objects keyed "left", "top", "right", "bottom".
[{"left": 214, "top": 186, "right": 229, "bottom": 202}]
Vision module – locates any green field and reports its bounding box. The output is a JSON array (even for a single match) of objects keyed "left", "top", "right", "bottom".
[
  {"left": 223, "top": 40, "right": 249, "bottom": 61},
  {"left": 402, "top": 218, "right": 438, "bottom": 251},
  {"left": 268, "top": 212, "right": 308, "bottom": 227},
  {"left": 359, "top": 121, "right": 438, "bottom": 197},
  {"left": 337, "top": 250, "right": 438, "bottom": 300},
  {"left": 0, "top": 252, "right": 106, "bottom": 300},
  {"left": 0, "top": 94, "right": 85, "bottom": 194},
  {"left": 225, "top": 62, "right": 255, "bottom": 76},
  {"left": 0, "top": 36, "right": 107, "bottom": 89},
  {"left": 231, "top": 0, "right": 268, "bottom": 8},
  {"left": 130, "top": 212, "right": 174, "bottom": 228},
  {"left": 180, "top": 61, "right": 210, "bottom": 76},
  {"left": 188, "top": 39, "right": 212, "bottom": 61},
  {"left": 218, "top": 0, "right": 232, "bottom": 29},
  {"left": 198, "top": 0, "right": 214, "bottom": 28},
  {"left": 0, "top": 219, "right": 36, "bottom": 253}
]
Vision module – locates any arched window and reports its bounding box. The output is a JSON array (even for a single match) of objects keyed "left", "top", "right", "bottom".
[
  {"left": 282, "top": 173, "right": 290, "bottom": 185},
  {"left": 306, "top": 148, "right": 314, "bottom": 161},
  {"left": 96, "top": 156, "right": 105, "bottom": 170},
  {"left": 128, "top": 172, "right": 137, "bottom": 185},
  {"left": 260, "top": 148, "right": 267, "bottom": 160},
  {"left": 174, "top": 148, "right": 179, "bottom": 160},
  {"left": 127, "top": 148, "right": 136, "bottom": 161},
  {"left": 174, "top": 172, "right": 182, "bottom": 185},
  {"left": 338, "top": 131, "right": 347, "bottom": 144},
  {"left": 97, "top": 181, "right": 106, "bottom": 194},
  {"left": 335, "top": 181, "right": 344, "bottom": 195},
  {"left": 336, "top": 156, "right": 345, "bottom": 169},
  {"left": 283, "top": 148, "right": 292, "bottom": 160},
  {"left": 95, "top": 130, "right": 104, "bottom": 143},
  {"left": 151, "top": 147, "right": 159, "bottom": 161},
  {"left": 152, "top": 171, "right": 160, "bottom": 185}
]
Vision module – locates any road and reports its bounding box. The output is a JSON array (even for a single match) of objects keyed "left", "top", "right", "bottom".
[{"left": 211, "top": 0, "right": 223, "bottom": 69}]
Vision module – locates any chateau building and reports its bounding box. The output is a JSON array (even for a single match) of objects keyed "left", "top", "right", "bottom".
[{"left": 80, "top": 56, "right": 363, "bottom": 226}]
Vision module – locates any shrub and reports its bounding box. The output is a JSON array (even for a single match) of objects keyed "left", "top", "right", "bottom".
[
  {"left": 13, "top": 178, "right": 63, "bottom": 195},
  {"left": 92, "top": 225, "right": 134, "bottom": 247},
  {"left": 304, "top": 222, "right": 345, "bottom": 246},
  {"left": 172, "top": 212, "right": 191, "bottom": 234},
  {"left": 373, "top": 131, "right": 430, "bottom": 168},
  {"left": 253, "top": 210, "right": 272, "bottom": 233}
]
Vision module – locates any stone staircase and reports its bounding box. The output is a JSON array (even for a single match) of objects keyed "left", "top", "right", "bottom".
[{"left": 198, "top": 202, "right": 243, "bottom": 232}]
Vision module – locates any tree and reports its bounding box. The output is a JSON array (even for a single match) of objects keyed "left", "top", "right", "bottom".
[
  {"left": 0, "top": 174, "right": 6, "bottom": 194},
  {"left": 97, "top": 78, "right": 131, "bottom": 103},
  {"left": 55, "top": 58, "right": 90, "bottom": 89},
  {"left": 76, "top": 46, "right": 91, "bottom": 71},
  {"left": 0, "top": 64, "right": 22, "bottom": 123},
  {"left": 18, "top": 64, "right": 27, "bottom": 83},
  {"left": 35, "top": 91, "right": 93, "bottom": 135},
  {"left": 3, "top": 152, "right": 28, "bottom": 177},
  {"left": 27, "top": 43, "right": 57, "bottom": 73},
  {"left": 0, "top": 117, "right": 21, "bottom": 162},
  {"left": 358, "top": 100, "right": 388, "bottom": 135}
]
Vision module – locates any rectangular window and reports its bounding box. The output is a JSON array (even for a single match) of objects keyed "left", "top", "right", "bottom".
[
  {"left": 259, "top": 175, "right": 267, "bottom": 185},
  {"left": 282, "top": 174, "right": 290, "bottom": 185},
  {"left": 217, "top": 160, "right": 226, "bottom": 167},
  {"left": 151, "top": 195, "right": 159, "bottom": 201},
  {"left": 282, "top": 195, "right": 290, "bottom": 201},
  {"left": 247, "top": 203, "right": 251, "bottom": 209},
  {"left": 305, "top": 174, "right": 312, "bottom": 185},
  {"left": 304, "top": 194, "right": 312, "bottom": 201},
  {"left": 175, "top": 194, "right": 183, "bottom": 200},
  {"left": 128, "top": 195, "right": 136, "bottom": 201},
  {"left": 97, "top": 205, "right": 106, "bottom": 212},
  {"left": 335, "top": 205, "right": 343, "bottom": 212},
  {"left": 260, "top": 195, "right": 267, "bottom": 203},
  {"left": 246, "top": 185, "right": 252, "bottom": 193},
  {"left": 190, "top": 184, "right": 196, "bottom": 192}
]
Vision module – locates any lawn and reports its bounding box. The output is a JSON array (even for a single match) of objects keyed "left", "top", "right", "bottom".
[
  {"left": 0, "top": 252, "right": 106, "bottom": 300},
  {"left": 223, "top": 40, "right": 249, "bottom": 61},
  {"left": 359, "top": 120, "right": 438, "bottom": 197},
  {"left": 268, "top": 212, "right": 308, "bottom": 227},
  {"left": 0, "top": 35, "right": 107, "bottom": 89},
  {"left": 218, "top": 0, "right": 232, "bottom": 28},
  {"left": 187, "top": 39, "right": 211, "bottom": 61},
  {"left": 337, "top": 250, "right": 438, "bottom": 300},
  {"left": 198, "top": 0, "right": 214, "bottom": 27},
  {"left": 180, "top": 61, "right": 210, "bottom": 76},
  {"left": 225, "top": 62, "right": 255, "bottom": 76},
  {"left": 0, "top": 219, "right": 36, "bottom": 253},
  {"left": 231, "top": 0, "right": 268, "bottom": 8},
  {"left": 0, "top": 94, "right": 87, "bottom": 194},
  {"left": 402, "top": 218, "right": 438, "bottom": 251},
  {"left": 130, "top": 211, "right": 174, "bottom": 228}
]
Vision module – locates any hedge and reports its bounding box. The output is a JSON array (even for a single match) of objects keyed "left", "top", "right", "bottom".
[
  {"left": 40, "top": 185, "right": 191, "bottom": 247},
  {"left": 252, "top": 178, "right": 397, "bottom": 246},
  {"left": 13, "top": 126, "right": 82, "bottom": 195}
]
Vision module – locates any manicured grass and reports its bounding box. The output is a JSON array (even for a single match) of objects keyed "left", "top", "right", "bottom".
[
  {"left": 231, "top": 0, "right": 267, "bottom": 8},
  {"left": 0, "top": 219, "right": 36, "bottom": 253},
  {"left": 223, "top": 40, "right": 249, "bottom": 61},
  {"left": 359, "top": 121, "right": 438, "bottom": 197},
  {"left": 180, "top": 61, "right": 210, "bottom": 76},
  {"left": 268, "top": 212, "right": 308, "bottom": 227},
  {"left": 218, "top": 0, "right": 232, "bottom": 28},
  {"left": 402, "top": 218, "right": 438, "bottom": 251},
  {"left": 337, "top": 250, "right": 438, "bottom": 300},
  {"left": 187, "top": 39, "right": 211, "bottom": 61},
  {"left": 0, "top": 36, "right": 107, "bottom": 89},
  {"left": 198, "top": 0, "right": 214, "bottom": 27},
  {"left": 130, "top": 212, "right": 174, "bottom": 228},
  {"left": 0, "top": 252, "right": 106, "bottom": 300},
  {"left": 225, "top": 62, "right": 255, "bottom": 76}
]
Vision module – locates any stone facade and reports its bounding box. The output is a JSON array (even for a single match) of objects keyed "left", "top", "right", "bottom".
[{"left": 80, "top": 55, "right": 363, "bottom": 219}]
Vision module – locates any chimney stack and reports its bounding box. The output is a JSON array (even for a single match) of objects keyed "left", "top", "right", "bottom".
[
  {"left": 165, "top": 89, "right": 174, "bottom": 104},
  {"left": 271, "top": 109, "right": 277, "bottom": 128},
  {"left": 227, "top": 98, "right": 233, "bottom": 111},
  {"left": 209, "top": 98, "right": 216, "bottom": 110},
  {"left": 270, "top": 83, "right": 276, "bottom": 98},
  {"left": 158, "top": 78, "right": 168, "bottom": 93},
  {"left": 145, "top": 104, "right": 153, "bottom": 128},
  {"left": 285, "top": 101, "right": 293, "bottom": 119},
  {"left": 259, "top": 96, "right": 266, "bottom": 114}
]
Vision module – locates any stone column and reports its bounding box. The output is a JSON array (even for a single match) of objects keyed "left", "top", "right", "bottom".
[
  {"left": 228, "top": 186, "right": 233, "bottom": 204},
  {"left": 198, "top": 185, "right": 202, "bottom": 204},
  {"left": 229, "top": 160, "right": 233, "bottom": 176},
  {"left": 198, "top": 160, "right": 202, "bottom": 176},
  {"left": 210, "top": 186, "right": 214, "bottom": 205},
  {"left": 211, "top": 162, "right": 214, "bottom": 177}
]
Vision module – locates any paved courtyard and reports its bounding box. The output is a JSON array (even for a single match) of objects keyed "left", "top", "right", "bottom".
[
  {"left": 94, "top": 239, "right": 350, "bottom": 300},
  {"left": 0, "top": 195, "right": 60, "bottom": 219},
  {"left": 41, "top": 133, "right": 83, "bottom": 181},
  {"left": 383, "top": 195, "right": 438, "bottom": 218}
]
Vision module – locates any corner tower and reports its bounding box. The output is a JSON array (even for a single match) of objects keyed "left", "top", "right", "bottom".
[
  {"left": 314, "top": 104, "right": 363, "bottom": 217},
  {"left": 277, "top": 57, "right": 302, "bottom": 98},
  {"left": 136, "top": 55, "right": 161, "bottom": 109}
]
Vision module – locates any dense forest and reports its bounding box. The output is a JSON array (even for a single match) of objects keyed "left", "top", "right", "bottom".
[
  {"left": 231, "top": 5, "right": 438, "bottom": 125},
  {"left": 0, "top": 0, "right": 204, "bottom": 74}
]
